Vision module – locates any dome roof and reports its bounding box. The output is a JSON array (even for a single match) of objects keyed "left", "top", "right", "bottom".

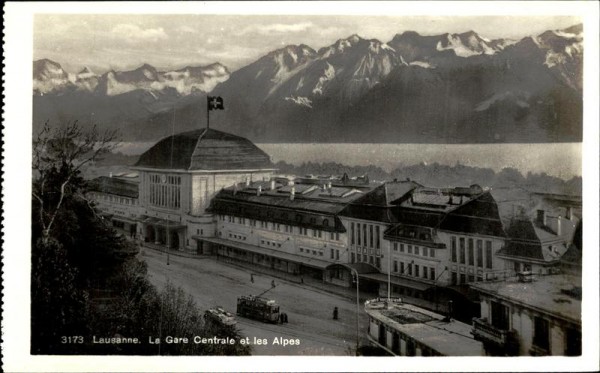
[{"left": 135, "top": 128, "right": 273, "bottom": 171}]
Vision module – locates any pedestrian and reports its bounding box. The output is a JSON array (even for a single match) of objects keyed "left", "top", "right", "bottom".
[
  {"left": 333, "top": 306, "right": 339, "bottom": 320},
  {"left": 283, "top": 313, "right": 288, "bottom": 323},
  {"left": 279, "top": 313, "right": 284, "bottom": 324},
  {"left": 300, "top": 276, "right": 304, "bottom": 284},
  {"left": 251, "top": 274, "right": 254, "bottom": 283},
  {"left": 271, "top": 279, "right": 276, "bottom": 288}
]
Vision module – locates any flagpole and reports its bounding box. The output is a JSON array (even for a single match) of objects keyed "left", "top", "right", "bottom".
[{"left": 206, "top": 95, "right": 210, "bottom": 130}]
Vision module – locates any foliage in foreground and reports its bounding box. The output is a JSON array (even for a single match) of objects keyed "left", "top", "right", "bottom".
[{"left": 31, "top": 122, "right": 250, "bottom": 355}]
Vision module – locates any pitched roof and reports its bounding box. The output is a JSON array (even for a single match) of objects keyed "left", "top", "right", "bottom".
[
  {"left": 438, "top": 192, "right": 505, "bottom": 237},
  {"left": 134, "top": 128, "right": 273, "bottom": 171},
  {"left": 88, "top": 176, "right": 139, "bottom": 199}
]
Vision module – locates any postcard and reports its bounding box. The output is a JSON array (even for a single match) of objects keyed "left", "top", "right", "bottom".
[{"left": 2, "top": 1, "right": 599, "bottom": 372}]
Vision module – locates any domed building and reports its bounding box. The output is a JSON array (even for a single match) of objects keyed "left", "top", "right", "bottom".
[{"left": 131, "top": 128, "right": 276, "bottom": 252}]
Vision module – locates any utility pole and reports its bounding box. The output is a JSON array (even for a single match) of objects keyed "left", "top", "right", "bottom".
[{"left": 351, "top": 268, "right": 360, "bottom": 356}]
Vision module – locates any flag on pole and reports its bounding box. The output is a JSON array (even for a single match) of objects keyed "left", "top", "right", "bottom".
[{"left": 207, "top": 96, "right": 224, "bottom": 111}]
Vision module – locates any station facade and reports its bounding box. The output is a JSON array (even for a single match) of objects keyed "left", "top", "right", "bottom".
[{"left": 89, "top": 128, "right": 582, "bottom": 330}]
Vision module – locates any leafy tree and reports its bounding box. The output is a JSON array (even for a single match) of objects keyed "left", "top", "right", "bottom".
[{"left": 31, "top": 121, "right": 251, "bottom": 355}]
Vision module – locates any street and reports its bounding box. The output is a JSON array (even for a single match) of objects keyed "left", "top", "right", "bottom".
[{"left": 140, "top": 248, "right": 370, "bottom": 355}]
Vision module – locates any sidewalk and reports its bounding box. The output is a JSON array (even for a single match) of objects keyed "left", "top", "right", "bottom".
[{"left": 139, "top": 242, "right": 374, "bottom": 303}]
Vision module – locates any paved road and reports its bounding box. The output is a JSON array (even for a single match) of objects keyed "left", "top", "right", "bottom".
[{"left": 141, "top": 248, "right": 369, "bottom": 355}]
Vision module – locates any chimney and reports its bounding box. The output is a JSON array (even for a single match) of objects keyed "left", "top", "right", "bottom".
[
  {"left": 270, "top": 179, "right": 275, "bottom": 191},
  {"left": 557, "top": 216, "right": 562, "bottom": 236},
  {"left": 566, "top": 206, "right": 573, "bottom": 220},
  {"left": 290, "top": 186, "right": 295, "bottom": 201},
  {"left": 245, "top": 177, "right": 250, "bottom": 187},
  {"left": 537, "top": 210, "right": 547, "bottom": 226},
  {"left": 257, "top": 185, "right": 262, "bottom": 196}
]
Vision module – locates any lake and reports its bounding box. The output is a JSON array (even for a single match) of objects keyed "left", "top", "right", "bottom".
[{"left": 115, "top": 142, "right": 582, "bottom": 180}]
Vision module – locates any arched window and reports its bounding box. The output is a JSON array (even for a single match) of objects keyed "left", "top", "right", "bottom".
[{"left": 323, "top": 219, "right": 329, "bottom": 227}]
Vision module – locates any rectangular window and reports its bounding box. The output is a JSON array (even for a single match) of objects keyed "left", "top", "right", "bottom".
[
  {"left": 491, "top": 301, "right": 510, "bottom": 330},
  {"left": 330, "top": 249, "right": 334, "bottom": 259},
  {"left": 430, "top": 267, "right": 436, "bottom": 280},
  {"left": 357, "top": 254, "right": 361, "bottom": 262},
  {"left": 460, "top": 273, "right": 466, "bottom": 284},
  {"left": 330, "top": 232, "right": 334, "bottom": 240},
  {"left": 430, "top": 249, "right": 435, "bottom": 258},
  {"left": 414, "top": 246, "right": 419, "bottom": 255},
  {"left": 477, "top": 240, "right": 483, "bottom": 267},
  {"left": 351, "top": 222, "right": 355, "bottom": 245},
  {"left": 369, "top": 256, "right": 374, "bottom": 265},
  {"left": 486, "top": 241, "right": 493, "bottom": 269},
  {"left": 451, "top": 272, "right": 457, "bottom": 285},
  {"left": 357, "top": 223, "right": 361, "bottom": 245},
  {"left": 408, "top": 263, "right": 412, "bottom": 276},
  {"left": 351, "top": 253, "right": 355, "bottom": 263},
  {"left": 468, "top": 238, "right": 474, "bottom": 266},
  {"left": 369, "top": 225, "right": 374, "bottom": 248},
  {"left": 415, "top": 265, "right": 420, "bottom": 277},
  {"left": 336, "top": 250, "right": 340, "bottom": 260},
  {"left": 375, "top": 226, "right": 380, "bottom": 249},
  {"left": 363, "top": 254, "right": 367, "bottom": 262},
  {"left": 459, "top": 238, "right": 466, "bottom": 264},
  {"left": 422, "top": 247, "right": 428, "bottom": 257},
  {"left": 400, "top": 262, "right": 404, "bottom": 274},
  {"left": 400, "top": 244, "right": 405, "bottom": 252},
  {"left": 376, "top": 257, "right": 380, "bottom": 268},
  {"left": 393, "top": 260, "right": 398, "bottom": 272},
  {"left": 408, "top": 245, "right": 412, "bottom": 254},
  {"left": 566, "top": 328, "right": 582, "bottom": 356},
  {"left": 336, "top": 233, "right": 340, "bottom": 241},
  {"left": 393, "top": 242, "right": 398, "bottom": 251},
  {"left": 363, "top": 224, "right": 367, "bottom": 247},
  {"left": 533, "top": 317, "right": 550, "bottom": 351},
  {"left": 451, "top": 237, "right": 457, "bottom": 262}
]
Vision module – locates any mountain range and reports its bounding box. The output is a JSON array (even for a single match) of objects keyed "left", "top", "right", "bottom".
[{"left": 33, "top": 24, "right": 583, "bottom": 143}]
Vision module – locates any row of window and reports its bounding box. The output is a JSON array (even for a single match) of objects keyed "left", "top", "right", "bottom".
[
  {"left": 218, "top": 214, "right": 341, "bottom": 241},
  {"left": 92, "top": 193, "right": 138, "bottom": 206},
  {"left": 260, "top": 239, "right": 282, "bottom": 248},
  {"left": 451, "top": 272, "right": 483, "bottom": 285},
  {"left": 371, "top": 318, "right": 438, "bottom": 356},
  {"left": 299, "top": 247, "right": 323, "bottom": 257},
  {"left": 451, "top": 236, "right": 493, "bottom": 269},
  {"left": 393, "top": 261, "right": 436, "bottom": 281},
  {"left": 350, "top": 222, "right": 381, "bottom": 249},
  {"left": 392, "top": 242, "right": 436, "bottom": 258},
  {"left": 228, "top": 233, "right": 247, "bottom": 241},
  {"left": 350, "top": 252, "right": 381, "bottom": 268}
]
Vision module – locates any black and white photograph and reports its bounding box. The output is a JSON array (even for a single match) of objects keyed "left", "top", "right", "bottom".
[{"left": 2, "top": 1, "right": 599, "bottom": 372}]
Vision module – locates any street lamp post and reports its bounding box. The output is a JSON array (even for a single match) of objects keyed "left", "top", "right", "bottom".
[{"left": 351, "top": 268, "right": 360, "bottom": 356}]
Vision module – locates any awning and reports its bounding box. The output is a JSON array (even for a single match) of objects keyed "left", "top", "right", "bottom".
[
  {"left": 138, "top": 216, "right": 186, "bottom": 229},
  {"left": 193, "top": 237, "right": 331, "bottom": 270},
  {"left": 325, "top": 262, "right": 379, "bottom": 274},
  {"left": 360, "top": 273, "right": 432, "bottom": 292}
]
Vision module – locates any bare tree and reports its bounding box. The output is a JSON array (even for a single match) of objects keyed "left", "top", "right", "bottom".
[{"left": 32, "top": 121, "right": 118, "bottom": 243}]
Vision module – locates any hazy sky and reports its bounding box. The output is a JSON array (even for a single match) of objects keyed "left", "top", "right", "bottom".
[{"left": 34, "top": 14, "right": 581, "bottom": 73}]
